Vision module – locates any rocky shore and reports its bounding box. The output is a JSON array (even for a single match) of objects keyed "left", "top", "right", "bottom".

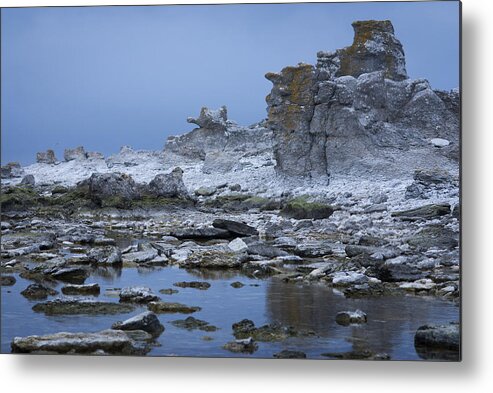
[{"left": 1, "top": 20, "right": 460, "bottom": 360}]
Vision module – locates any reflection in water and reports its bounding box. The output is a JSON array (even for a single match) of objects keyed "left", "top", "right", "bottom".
[{"left": 266, "top": 279, "right": 459, "bottom": 357}]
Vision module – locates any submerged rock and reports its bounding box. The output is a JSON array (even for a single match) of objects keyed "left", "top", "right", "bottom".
[
  {"left": 32, "top": 298, "right": 135, "bottom": 315},
  {"left": 11, "top": 329, "right": 144, "bottom": 355},
  {"left": 0, "top": 276, "right": 16, "bottom": 286},
  {"left": 112, "top": 311, "right": 165, "bottom": 337},
  {"left": 223, "top": 337, "right": 258, "bottom": 354},
  {"left": 273, "top": 350, "right": 307, "bottom": 359},
  {"left": 147, "top": 301, "right": 201, "bottom": 314},
  {"left": 173, "top": 281, "right": 211, "bottom": 290},
  {"left": 171, "top": 316, "right": 218, "bottom": 332}
]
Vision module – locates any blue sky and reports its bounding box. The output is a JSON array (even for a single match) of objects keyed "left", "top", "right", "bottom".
[{"left": 1, "top": 1, "right": 460, "bottom": 165}]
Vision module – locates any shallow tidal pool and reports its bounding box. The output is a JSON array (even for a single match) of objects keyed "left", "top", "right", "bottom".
[{"left": 1, "top": 265, "right": 459, "bottom": 360}]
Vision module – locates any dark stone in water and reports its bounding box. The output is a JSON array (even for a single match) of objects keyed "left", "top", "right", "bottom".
[
  {"left": 61, "top": 283, "right": 101, "bottom": 296},
  {"left": 0, "top": 276, "right": 16, "bottom": 286},
  {"left": 147, "top": 301, "right": 201, "bottom": 314},
  {"left": 32, "top": 299, "right": 135, "bottom": 315},
  {"left": 273, "top": 350, "right": 307, "bottom": 359},
  {"left": 223, "top": 337, "right": 258, "bottom": 353},
  {"left": 173, "top": 281, "right": 211, "bottom": 290},
  {"left": 21, "top": 283, "right": 58, "bottom": 300},
  {"left": 232, "top": 319, "right": 308, "bottom": 342},
  {"left": 171, "top": 316, "right": 218, "bottom": 332},
  {"left": 230, "top": 281, "right": 245, "bottom": 288},
  {"left": 112, "top": 311, "right": 165, "bottom": 337},
  {"left": 321, "top": 349, "right": 390, "bottom": 360},
  {"left": 159, "top": 288, "right": 179, "bottom": 295},
  {"left": 414, "top": 322, "right": 460, "bottom": 352}
]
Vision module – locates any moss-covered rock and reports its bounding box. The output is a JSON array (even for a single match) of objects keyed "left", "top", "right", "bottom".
[
  {"left": 0, "top": 186, "right": 41, "bottom": 211},
  {"left": 280, "top": 196, "right": 334, "bottom": 219}
]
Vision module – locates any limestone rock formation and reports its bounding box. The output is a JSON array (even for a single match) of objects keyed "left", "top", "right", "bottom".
[
  {"left": 79, "top": 172, "right": 140, "bottom": 205},
  {"left": 265, "top": 20, "right": 459, "bottom": 180},
  {"left": 36, "top": 149, "right": 57, "bottom": 164},
  {"left": 64, "top": 146, "right": 87, "bottom": 161}
]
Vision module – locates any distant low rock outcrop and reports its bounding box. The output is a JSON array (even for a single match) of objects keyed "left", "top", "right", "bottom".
[{"left": 36, "top": 149, "right": 57, "bottom": 164}]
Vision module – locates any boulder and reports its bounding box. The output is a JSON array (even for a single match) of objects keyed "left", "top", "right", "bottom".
[
  {"left": 20, "top": 174, "right": 35, "bottom": 187},
  {"left": 21, "top": 283, "right": 58, "bottom": 300},
  {"left": 112, "top": 311, "right": 165, "bottom": 337},
  {"left": 212, "top": 218, "right": 258, "bottom": 236},
  {"left": 1, "top": 162, "right": 23, "bottom": 178},
  {"left": 36, "top": 149, "right": 57, "bottom": 164},
  {"left": 147, "top": 168, "right": 189, "bottom": 199},
  {"left": 414, "top": 322, "right": 460, "bottom": 351},
  {"left": 81, "top": 172, "right": 140, "bottom": 206},
  {"left": 335, "top": 310, "right": 368, "bottom": 325},
  {"left": 119, "top": 287, "right": 160, "bottom": 303},
  {"left": 280, "top": 198, "right": 334, "bottom": 220}
]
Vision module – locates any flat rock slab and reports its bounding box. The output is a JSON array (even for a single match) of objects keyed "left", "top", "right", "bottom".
[
  {"left": 212, "top": 219, "right": 258, "bottom": 236},
  {"left": 173, "top": 281, "right": 211, "bottom": 290},
  {"left": 391, "top": 203, "right": 451, "bottom": 220},
  {"left": 147, "top": 301, "right": 201, "bottom": 314},
  {"left": 61, "top": 283, "right": 100, "bottom": 295},
  {"left": 32, "top": 299, "right": 135, "bottom": 315},
  {"left": 170, "top": 227, "right": 231, "bottom": 240},
  {"left": 11, "top": 329, "right": 143, "bottom": 355}
]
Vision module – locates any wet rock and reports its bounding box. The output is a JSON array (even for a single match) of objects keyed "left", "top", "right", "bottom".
[
  {"left": 36, "top": 149, "right": 57, "bottom": 164},
  {"left": 64, "top": 146, "right": 87, "bottom": 161},
  {"left": 173, "top": 281, "right": 211, "bottom": 290},
  {"left": 322, "top": 349, "right": 390, "bottom": 360},
  {"left": 122, "top": 249, "right": 159, "bottom": 264},
  {"left": 212, "top": 219, "right": 258, "bottom": 236},
  {"left": 0, "top": 275, "right": 16, "bottom": 286},
  {"left": 392, "top": 204, "right": 451, "bottom": 220},
  {"left": 147, "top": 301, "right": 201, "bottom": 314},
  {"left": 232, "top": 319, "right": 301, "bottom": 342},
  {"left": 181, "top": 250, "right": 244, "bottom": 268},
  {"left": 171, "top": 316, "right": 218, "bottom": 332},
  {"left": 170, "top": 227, "right": 231, "bottom": 240},
  {"left": 230, "top": 281, "right": 245, "bottom": 288},
  {"left": 46, "top": 266, "right": 89, "bottom": 284},
  {"left": 61, "top": 283, "right": 101, "bottom": 296},
  {"left": 20, "top": 174, "right": 35, "bottom": 187},
  {"left": 273, "top": 350, "right": 307, "bottom": 359},
  {"left": 21, "top": 283, "right": 58, "bottom": 300},
  {"left": 112, "top": 311, "right": 165, "bottom": 337},
  {"left": 414, "top": 322, "right": 460, "bottom": 353},
  {"left": 88, "top": 246, "right": 122, "bottom": 265},
  {"left": 335, "top": 310, "right": 368, "bottom": 326},
  {"left": 32, "top": 298, "right": 135, "bottom": 315},
  {"left": 119, "top": 286, "right": 160, "bottom": 303},
  {"left": 281, "top": 198, "right": 334, "bottom": 220},
  {"left": 223, "top": 337, "right": 258, "bottom": 354},
  {"left": 11, "top": 329, "right": 144, "bottom": 355},
  {"left": 147, "top": 167, "right": 190, "bottom": 199},
  {"left": 159, "top": 288, "right": 179, "bottom": 295}
]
